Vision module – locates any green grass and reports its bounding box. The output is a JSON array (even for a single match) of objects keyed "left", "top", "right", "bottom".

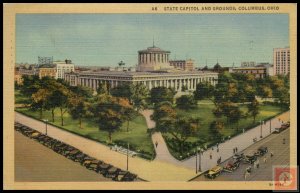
[
  {"left": 16, "top": 107, "right": 155, "bottom": 160},
  {"left": 163, "top": 99, "right": 286, "bottom": 159},
  {"left": 15, "top": 89, "right": 30, "bottom": 104}
]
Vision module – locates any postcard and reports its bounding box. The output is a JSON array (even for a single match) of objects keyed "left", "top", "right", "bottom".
[{"left": 3, "top": 3, "right": 297, "bottom": 190}]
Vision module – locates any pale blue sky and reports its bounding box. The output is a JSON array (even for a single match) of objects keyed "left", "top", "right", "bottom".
[{"left": 16, "top": 14, "right": 289, "bottom": 67}]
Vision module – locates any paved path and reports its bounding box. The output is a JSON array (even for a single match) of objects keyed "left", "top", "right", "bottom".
[
  {"left": 140, "top": 110, "right": 180, "bottom": 164},
  {"left": 15, "top": 112, "right": 195, "bottom": 182}
]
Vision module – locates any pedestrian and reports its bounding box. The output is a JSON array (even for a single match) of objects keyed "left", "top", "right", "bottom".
[
  {"left": 263, "top": 156, "right": 267, "bottom": 163},
  {"left": 270, "top": 152, "right": 274, "bottom": 158},
  {"left": 236, "top": 147, "right": 238, "bottom": 152},
  {"left": 244, "top": 171, "right": 250, "bottom": 180},
  {"left": 253, "top": 161, "right": 257, "bottom": 169},
  {"left": 256, "top": 159, "right": 260, "bottom": 168},
  {"left": 283, "top": 138, "right": 286, "bottom": 144},
  {"left": 216, "top": 143, "right": 219, "bottom": 148},
  {"left": 155, "top": 141, "right": 158, "bottom": 148},
  {"left": 219, "top": 156, "right": 222, "bottom": 163},
  {"left": 210, "top": 152, "right": 212, "bottom": 160},
  {"left": 212, "top": 147, "right": 214, "bottom": 151},
  {"left": 217, "top": 148, "right": 219, "bottom": 152}
]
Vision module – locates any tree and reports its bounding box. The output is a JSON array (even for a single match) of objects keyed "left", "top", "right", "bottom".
[
  {"left": 94, "top": 97, "right": 125, "bottom": 142},
  {"left": 212, "top": 105, "right": 223, "bottom": 119},
  {"left": 54, "top": 85, "right": 72, "bottom": 126},
  {"left": 70, "top": 85, "right": 93, "bottom": 98},
  {"left": 194, "top": 82, "right": 214, "bottom": 101},
  {"left": 176, "top": 95, "right": 197, "bottom": 110},
  {"left": 151, "top": 103, "right": 177, "bottom": 123},
  {"left": 130, "top": 83, "right": 149, "bottom": 111},
  {"left": 96, "top": 82, "right": 108, "bottom": 95},
  {"left": 20, "top": 75, "right": 41, "bottom": 97},
  {"left": 118, "top": 61, "right": 125, "bottom": 67},
  {"left": 209, "top": 121, "right": 224, "bottom": 141},
  {"left": 228, "top": 106, "right": 243, "bottom": 129},
  {"left": 31, "top": 88, "right": 51, "bottom": 119},
  {"left": 247, "top": 99, "right": 260, "bottom": 123},
  {"left": 218, "top": 101, "right": 236, "bottom": 123},
  {"left": 150, "top": 86, "right": 175, "bottom": 105},
  {"left": 258, "top": 85, "right": 273, "bottom": 100},
  {"left": 69, "top": 96, "right": 87, "bottom": 129},
  {"left": 110, "top": 83, "right": 132, "bottom": 101}
]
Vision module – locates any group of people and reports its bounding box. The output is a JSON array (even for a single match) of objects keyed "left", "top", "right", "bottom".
[{"left": 244, "top": 151, "right": 274, "bottom": 180}]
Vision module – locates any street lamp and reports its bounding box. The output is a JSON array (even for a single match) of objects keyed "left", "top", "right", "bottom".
[
  {"left": 43, "top": 119, "right": 48, "bottom": 135},
  {"left": 195, "top": 150, "right": 197, "bottom": 174},
  {"left": 198, "top": 147, "right": 201, "bottom": 172},
  {"left": 260, "top": 120, "right": 263, "bottom": 138},
  {"left": 127, "top": 142, "right": 129, "bottom": 171},
  {"left": 269, "top": 119, "right": 272, "bottom": 134}
]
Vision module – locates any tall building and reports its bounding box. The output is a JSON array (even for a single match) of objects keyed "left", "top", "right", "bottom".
[
  {"left": 169, "top": 59, "right": 194, "bottom": 71},
  {"left": 137, "top": 45, "right": 173, "bottom": 71},
  {"left": 273, "top": 47, "right": 290, "bottom": 75},
  {"left": 38, "top": 64, "right": 57, "bottom": 79},
  {"left": 54, "top": 59, "right": 75, "bottom": 79}
]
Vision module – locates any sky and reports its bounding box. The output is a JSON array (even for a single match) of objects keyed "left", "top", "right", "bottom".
[{"left": 16, "top": 14, "right": 289, "bottom": 67}]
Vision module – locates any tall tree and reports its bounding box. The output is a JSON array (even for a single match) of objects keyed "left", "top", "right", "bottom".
[
  {"left": 176, "top": 94, "right": 197, "bottom": 110},
  {"left": 194, "top": 82, "right": 214, "bottom": 101},
  {"left": 54, "top": 85, "right": 72, "bottom": 126},
  {"left": 31, "top": 88, "right": 51, "bottom": 119},
  {"left": 130, "top": 83, "right": 150, "bottom": 111},
  {"left": 247, "top": 99, "right": 260, "bottom": 123},
  {"left": 69, "top": 96, "right": 87, "bottom": 129},
  {"left": 209, "top": 120, "right": 224, "bottom": 141},
  {"left": 150, "top": 86, "right": 175, "bottom": 105}
]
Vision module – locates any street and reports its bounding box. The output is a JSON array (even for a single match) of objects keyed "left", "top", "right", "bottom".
[{"left": 192, "top": 128, "right": 290, "bottom": 181}]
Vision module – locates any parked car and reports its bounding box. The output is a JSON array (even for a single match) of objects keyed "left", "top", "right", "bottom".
[
  {"left": 98, "top": 163, "right": 112, "bottom": 175},
  {"left": 62, "top": 146, "right": 75, "bottom": 156},
  {"left": 85, "top": 160, "right": 102, "bottom": 170},
  {"left": 255, "top": 146, "right": 268, "bottom": 156},
  {"left": 30, "top": 132, "right": 41, "bottom": 139},
  {"left": 232, "top": 153, "right": 244, "bottom": 162},
  {"left": 113, "top": 170, "right": 129, "bottom": 181},
  {"left": 243, "top": 154, "right": 257, "bottom": 164},
  {"left": 121, "top": 173, "right": 137, "bottom": 181},
  {"left": 104, "top": 167, "right": 120, "bottom": 178},
  {"left": 74, "top": 153, "right": 87, "bottom": 163},
  {"left": 204, "top": 166, "right": 223, "bottom": 179},
  {"left": 66, "top": 149, "right": 80, "bottom": 160},
  {"left": 80, "top": 156, "right": 94, "bottom": 165},
  {"left": 223, "top": 160, "right": 240, "bottom": 173}
]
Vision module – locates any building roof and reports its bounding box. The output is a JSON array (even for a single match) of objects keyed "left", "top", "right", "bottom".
[
  {"left": 38, "top": 64, "right": 56, "bottom": 68},
  {"left": 138, "top": 46, "right": 170, "bottom": 54}
]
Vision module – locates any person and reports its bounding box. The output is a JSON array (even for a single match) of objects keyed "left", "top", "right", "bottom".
[
  {"left": 210, "top": 152, "right": 212, "bottom": 159},
  {"left": 256, "top": 159, "right": 260, "bottom": 168},
  {"left": 216, "top": 143, "right": 219, "bottom": 148},
  {"left": 253, "top": 161, "right": 257, "bottom": 169},
  {"left": 263, "top": 156, "right": 267, "bottom": 163},
  {"left": 236, "top": 147, "right": 238, "bottom": 152},
  {"left": 233, "top": 148, "right": 235, "bottom": 154},
  {"left": 155, "top": 141, "right": 158, "bottom": 148},
  {"left": 270, "top": 152, "right": 274, "bottom": 158},
  {"left": 217, "top": 148, "right": 219, "bottom": 152},
  {"left": 246, "top": 166, "right": 252, "bottom": 174},
  {"left": 283, "top": 138, "right": 286, "bottom": 144}
]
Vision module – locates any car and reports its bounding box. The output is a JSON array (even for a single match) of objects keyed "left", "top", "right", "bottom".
[
  {"left": 80, "top": 156, "right": 94, "bottom": 165},
  {"left": 85, "top": 160, "right": 102, "bottom": 170},
  {"left": 30, "top": 132, "right": 41, "bottom": 139},
  {"left": 98, "top": 163, "right": 112, "bottom": 175},
  {"left": 232, "top": 153, "right": 244, "bottom": 162},
  {"left": 104, "top": 167, "right": 120, "bottom": 178},
  {"left": 67, "top": 149, "right": 80, "bottom": 160},
  {"left": 113, "top": 170, "right": 129, "bottom": 181},
  {"left": 121, "top": 173, "right": 137, "bottom": 181},
  {"left": 223, "top": 160, "right": 240, "bottom": 173},
  {"left": 243, "top": 154, "right": 257, "bottom": 164},
  {"left": 62, "top": 146, "right": 75, "bottom": 156},
  {"left": 255, "top": 146, "right": 268, "bottom": 156},
  {"left": 74, "top": 153, "right": 87, "bottom": 162},
  {"left": 204, "top": 166, "right": 223, "bottom": 179}
]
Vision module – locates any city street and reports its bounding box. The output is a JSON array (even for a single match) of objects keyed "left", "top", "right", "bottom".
[
  {"left": 192, "top": 128, "right": 290, "bottom": 181},
  {"left": 15, "top": 130, "right": 111, "bottom": 182}
]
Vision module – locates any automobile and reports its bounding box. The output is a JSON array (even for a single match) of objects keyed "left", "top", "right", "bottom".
[
  {"left": 121, "top": 173, "right": 137, "bottom": 181},
  {"left": 255, "top": 146, "right": 268, "bottom": 156},
  {"left": 23, "top": 129, "right": 36, "bottom": 137},
  {"left": 232, "top": 153, "right": 244, "bottom": 162},
  {"left": 39, "top": 136, "right": 52, "bottom": 145},
  {"left": 67, "top": 149, "right": 80, "bottom": 160},
  {"left": 53, "top": 142, "right": 66, "bottom": 153},
  {"left": 85, "top": 160, "right": 102, "bottom": 170},
  {"left": 113, "top": 170, "right": 129, "bottom": 181},
  {"left": 30, "top": 132, "right": 41, "bottom": 139},
  {"left": 98, "top": 163, "right": 112, "bottom": 175},
  {"left": 204, "top": 166, "right": 223, "bottom": 179},
  {"left": 243, "top": 154, "right": 257, "bottom": 164},
  {"left": 274, "top": 125, "right": 288, "bottom": 133},
  {"left": 104, "top": 167, "right": 120, "bottom": 178},
  {"left": 282, "top": 121, "right": 290, "bottom": 127},
  {"left": 223, "top": 160, "right": 240, "bottom": 173},
  {"left": 80, "top": 156, "right": 94, "bottom": 165},
  {"left": 74, "top": 153, "right": 87, "bottom": 162},
  {"left": 62, "top": 146, "right": 75, "bottom": 156}
]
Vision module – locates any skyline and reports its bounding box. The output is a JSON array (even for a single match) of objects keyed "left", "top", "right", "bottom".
[{"left": 16, "top": 14, "right": 289, "bottom": 67}]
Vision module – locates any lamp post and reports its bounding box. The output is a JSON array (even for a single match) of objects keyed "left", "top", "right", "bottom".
[
  {"left": 195, "top": 150, "right": 197, "bottom": 174},
  {"left": 198, "top": 147, "right": 201, "bottom": 172},
  {"left": 43, "top": 119, "right": 48, "bottom": 135},
  {"left": 269, "top": 119, "right": 272, "bottom": 134},
  {"left": 260, "top": 120, "right": 263, "bottom": 138},
  {"left": 127, "top": 142, "right": 129, "bottom": 171}
]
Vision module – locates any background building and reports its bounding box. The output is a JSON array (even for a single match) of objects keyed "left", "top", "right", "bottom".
[
  {"left": 241, "top": 61, "right": 256, "bottom": 67},
  {"left": 38, "top": 64, "right": 57, "bottom": 79},
  {"left": 169, "top": 59, "right": 194, "bottom": 71},
  {"left": 54, "top": 59, "right": 75, "bottom": 79},
  {"left": 273, "top": 47, "right": 290, "bottom": 75}
]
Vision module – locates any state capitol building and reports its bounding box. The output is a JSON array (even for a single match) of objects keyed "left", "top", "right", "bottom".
[{"left": 64, "top": 45, "right": 218, "bottom": 92}]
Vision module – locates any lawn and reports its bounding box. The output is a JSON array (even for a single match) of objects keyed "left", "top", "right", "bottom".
[
  {"left": 16, "top": 107, "right": 155, "bottom": 160},
  {"left": 15, "top": 89, "right": 30, "bottom": 104},
  {"left": 163, "top": 100, "right": 286, "bottom": 159}
]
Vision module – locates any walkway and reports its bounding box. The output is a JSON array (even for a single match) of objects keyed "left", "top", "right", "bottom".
[{"left": 140, "top": 110, "right": 181, "bottom": 165}]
